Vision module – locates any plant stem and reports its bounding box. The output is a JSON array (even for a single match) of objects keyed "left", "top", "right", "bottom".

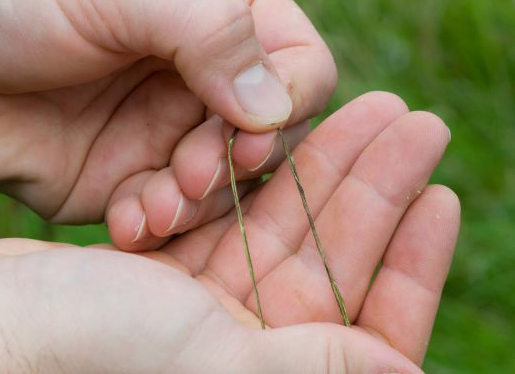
[
  {"left": 277, "top": 128, "right": 351, "bottom": 327},
  {"left": 228, "top": 131, "right": 266, "bottom": 330}
]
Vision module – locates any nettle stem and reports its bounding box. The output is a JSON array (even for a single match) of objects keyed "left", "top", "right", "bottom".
[
  {"left": 277, "top": 128, "right": 351, "bottom": 327},
  {"left": 228, "top": 132, "right": 266, "bottom": 329},
  {"left": 227, "top": 128, "right": 351, "bottom": 329}
]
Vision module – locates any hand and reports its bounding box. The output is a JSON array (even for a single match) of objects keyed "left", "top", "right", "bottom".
[
  {"left": 0, "top": 0, "right": 334, "bottom": 250},
  {"left": 0, "top": 92, "right": 460, "bottom": 373}
]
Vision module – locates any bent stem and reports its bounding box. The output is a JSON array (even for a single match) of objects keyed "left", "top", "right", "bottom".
[
  {"left": 278, "top": 128, "right": 351, "bottom": 327},
  {"left": 228, "top": 131, "right": 266, "bottom": 330}
]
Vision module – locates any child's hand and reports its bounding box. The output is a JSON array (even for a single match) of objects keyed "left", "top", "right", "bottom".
[
  {"left": 0, "top": 0, "right": 334, "bottom": 250},
  {"left": 0, "top": 92, "right": 459, "bottom": 373}
]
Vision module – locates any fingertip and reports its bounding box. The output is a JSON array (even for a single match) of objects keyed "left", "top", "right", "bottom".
[
  {"left": 167, "top": 195, "right": 200, "bottom": 234},
  {"left": 401, "top": 110, "right": 451, "bottom": 148},
  {"left": 107, "top": 195, "right": 149, "bottom": 252},
  {"left": 416, "top": 184, "right": 461, "bottom": 256},
  {"left": 233, "top": 121, "right": 310, "bottom": 172},
  {"left": 363, "top": 91, "right": 410, "bottom": 114},
  {"left": 140, "top": 168, "right": 199, "bottom": 237},
  {"left": 232, "top": 130, "right": 277, "bottom": 170},
  {"left": 200, "top": 157, "right": 228, "bottom": 200},
  {"left": 173, "top": 116, "right": 228, "bottom": 200},
  {"left": 169, "top": 0, "right": 292, "bottom": 133},
  {"left": 318, "top": 91, "right": 410, "bottom": 142},
  {"left": 422, "top": 184, "right": 461, "bottom": 216},
  {"left": 133, "top": 214, "right": 147, "bottom": 243},
  {"left": 269, "top": 46, "right": 336, "bottom": 125}
]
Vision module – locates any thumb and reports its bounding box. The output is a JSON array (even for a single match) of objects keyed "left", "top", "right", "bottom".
[
  {"left": 255, "top": 324, "right": 425, "bottom": 374},
  {"left": 1, "top": 0, "right": 292, "bottom": 132},
  {"left": 123, "top": 0, "right": 293, "bottom": 132}
]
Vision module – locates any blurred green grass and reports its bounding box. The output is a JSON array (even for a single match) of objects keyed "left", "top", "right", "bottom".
[
  {"left": 297, "top": 0, "right": 515, "bottom": 372},
  {"left": 0, "top": 0, "right": 514, "bottom": 372}
]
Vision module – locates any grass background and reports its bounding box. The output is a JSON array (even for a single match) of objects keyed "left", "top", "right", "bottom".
[{"left": 0, "top": 0, "right": 514, "bottom": 372}]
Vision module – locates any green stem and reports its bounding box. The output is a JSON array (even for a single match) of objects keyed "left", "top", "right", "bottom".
[
  {"left": 228, "top": 131, "right": 266, "bottom": 330},
  {"left": 278, "top": 128, "right": 351, "bottom": 327}
]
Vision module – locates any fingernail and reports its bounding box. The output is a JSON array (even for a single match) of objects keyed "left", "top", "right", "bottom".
[
  {"left": 166, "top": 195, "right": 197, "bottom": 233},
  {"left": 132, "top": 214, "right": 147, "bottom": 243},
  {"left": 249, "top": 132, "right": 276, "bottom": 172},
  {"left": 234, "top": 63, "right": 292, "bottom": 126},
  {"left": 201, "top": 158, "right": 227, "bottom": 199}
]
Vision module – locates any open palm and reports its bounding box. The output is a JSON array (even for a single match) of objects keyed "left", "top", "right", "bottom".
[{"left": 0, "top": 92, "right": 459, "bottom": 373}]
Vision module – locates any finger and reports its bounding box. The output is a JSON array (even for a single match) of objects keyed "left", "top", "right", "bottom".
[
  {"left": 106, "top": 171, "right": 170, "bottom": 252},
  {"left": 140, "top": 168, "right": 257, "bottom": 238},
  {"left": 201, "top": 91, "right": 409, "bottom": 300},
  {"left": 107, "top": 168, "right": 257, "bottom": 252},
  {"left": 160, "top": 188, "right": 260, "bottom": 275},
  {"left": 55, "top": 0, "right": 293, "bottom": 132},
  {"left": 185, "top": 0, "right": 336, "bottom": 129},
  {"left": 252, "top": 0, "right": 338, "bottom": 125},
  {"left": 232, "top": 130, "right": 278, "bottom": 172},
  {"left": 357, "top": 185, "right": 460, "bottom": 365},
  {"left": 172, "top": 116, "right": 309, "bottom": 200},
  {"left": 255, "top": 111, "right": 451, "bottom": 326},
  {"left": 140, "top": 167, "right": 199, "bottom": 237},
  {"left": 171, "top": 115, "right": 230, "bottom": 201},
  {"left": 231, "top": 121, "right": 310, "bottom": 171},
  {"left": 0, "top": 58, "right": 175, "bottom": 220}
]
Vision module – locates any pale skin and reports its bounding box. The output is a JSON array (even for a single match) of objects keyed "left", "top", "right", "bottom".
[
  {"left": 0, "top": 0, "right": 334, "bottom": 250},
  {"left": 0, "top": 92, "right": 460, "bottom": 373}
]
